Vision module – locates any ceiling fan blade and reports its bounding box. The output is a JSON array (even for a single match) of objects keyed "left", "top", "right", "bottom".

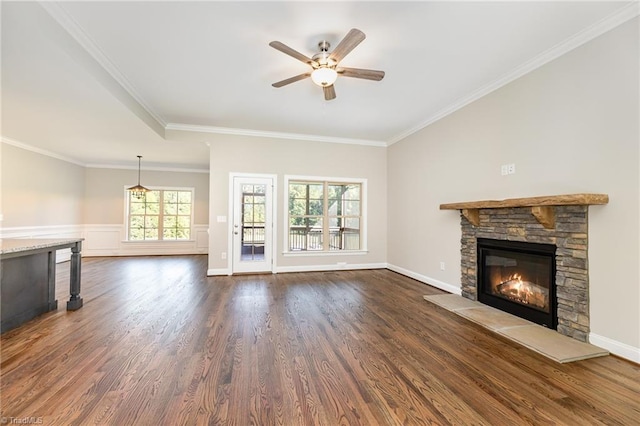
[
  {"left": 272, "top": 73, "right": 311, "bottom": 88},
  {"left": 329, "top": 28, "right": 366, "bottom": 63},
  {"left": 269, "top": 41, "right": 315, "bottom": 65},
  {"left": 323, "top": 85, "right": 336, "bottom": 101},
  {"left": 337, "top": 67, "right": 385, "bottom": 81}
]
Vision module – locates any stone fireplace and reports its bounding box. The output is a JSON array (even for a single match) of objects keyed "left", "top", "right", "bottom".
[{"left": 441, "top": 194, "right": 608, "bottom": 343}]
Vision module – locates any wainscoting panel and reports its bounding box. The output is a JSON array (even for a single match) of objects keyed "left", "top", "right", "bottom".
[
  {"left": 83, "top": 224, "right": 209, "bottom": 257},
  {"left": 0, "top": 224, "right": 209, "bottom": 259}
]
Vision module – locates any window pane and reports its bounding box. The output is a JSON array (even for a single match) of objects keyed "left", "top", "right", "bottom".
[
  {"left": 343, "top": 185, "right": 360, "bottom": 200},
  {"left": 344, "top": 201, "right": 360, "bottom": 215},
  {"left": 289, "top": 217, "right": 323, "bottom": 251},
  {"left": 164, "top": 203, "right": 177, "bottom": 215},
  {"left": 178, "top": 191, "right": 191, "bottom": 203},
  {"left": 164, "top": 216, "right": 177, "bottom": 228},
  {"left": 164, "top": 191, "right": 178, "bottom": 203},
  {"left": 290, "top": 199, "right": 307, "bottom": 215},
  {"left": 254, "top": 204, "right": 265, "bottom": 222},
  {"left": 308, "top": 184, "right": 323, "bottom": 200},
  {"left": 178, "top": 203, "right": 191, "bottom": 215},
  {"left": 344, "top": 217, "right": 360, "bottom": 229},
  {"left": 177, "top": 216, "right": 191, "bottom": 228},
  {"left": 146, "top": 203, "right": 160, "bottom": 215},
  {"left": 243, "top": 205, "right": 254, "bottom": 222},
  {"left": 289, "top": 183, "right": 307, "bottom": 197},
  {"left": 130, "top": 202, "right": 145, "bottom": 215},
  {"left": 163, "top": 229, "right": 177, "bottom": 240},
  {"left": 329, "top": 217, "right": 360, "bottom": 251},
  {"left": 130, "top": 215, "right": 144, "bottom": 229},
  {"left": 177, "top": 229, "right": 190, "bottom": 240},
  {"left": 145, "top": 228, "right": 158, "bottom": 240},
  {"left": 145, "top": 216, "right": 158, "bottom": 228},
  {"left": 243, "top": 195, "right": 253, "bottom": 204},
  {"left": 129, "top": 229, "right": 144, "bottom": 241},
  {"left": 145, "top": 191, "right": 160, "bottom": 203},
  {"left": 309, "top": 200, "right": 323, "bottom": 215}
]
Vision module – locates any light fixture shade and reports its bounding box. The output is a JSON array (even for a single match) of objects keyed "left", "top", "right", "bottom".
[
  {"left": 311, "top": 67, "right": 338, "bottom": 87},
  {"left": 127, "top": 184, "right": 150, "bottom": 199},
  {"left": 127, "top": 155, "right": 150, "bottom": 199}
]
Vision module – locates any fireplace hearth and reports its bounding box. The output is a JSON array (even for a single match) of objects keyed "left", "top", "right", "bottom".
[{"left": 477, "top": 238, "right": 556, "bottom": 329}]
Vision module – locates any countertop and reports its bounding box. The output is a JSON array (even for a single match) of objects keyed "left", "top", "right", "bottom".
[{"left": 0, "top": 238, "right": 84, "bottom": 255}]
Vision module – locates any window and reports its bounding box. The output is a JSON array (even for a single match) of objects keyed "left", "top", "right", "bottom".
[
  {"left": 127, "top": 189, "right": 193, "bottom": 241},
  {"left": 287, "top": 178, "right": 363, "bottom": 252}
]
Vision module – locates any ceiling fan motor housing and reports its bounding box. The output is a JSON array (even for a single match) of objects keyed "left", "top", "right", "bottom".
[{"left": 312, "top": 41, "right": 336, "bottom": 69}]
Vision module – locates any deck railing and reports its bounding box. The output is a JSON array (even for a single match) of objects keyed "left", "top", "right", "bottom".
[{"left": 240, "top": 225, "right": 360, "bottom": 251}]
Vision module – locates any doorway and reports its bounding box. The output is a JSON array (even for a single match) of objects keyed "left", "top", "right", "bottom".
[{"left": 231, "top": 175, "right": 275, "bottom": 274}]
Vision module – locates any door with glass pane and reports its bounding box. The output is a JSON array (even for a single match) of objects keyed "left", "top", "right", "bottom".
[{"left": 232, "top": 176, "right": 274, "bottom": 273}]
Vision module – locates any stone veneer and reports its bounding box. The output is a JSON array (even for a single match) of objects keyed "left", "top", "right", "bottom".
[{"left": 460, "top": 205, "right": 590, "bottom": 342}]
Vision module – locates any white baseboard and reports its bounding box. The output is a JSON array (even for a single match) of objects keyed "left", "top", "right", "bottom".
[
  {"left": 589, "top": 333, "right": 640, "bottom": 364},
  {"left": 275, "top": 262, "right": 387, "bottom": 274},
  {"left": 387, "top": 263, "right": 461, "bottom": 295},
  {"left": 207, "top": 268, "right": 231, "bottom": 276}
]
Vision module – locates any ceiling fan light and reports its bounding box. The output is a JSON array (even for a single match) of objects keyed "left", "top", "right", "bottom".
[{"left": 311, "top": 67, "right": 338, "bottom": 87}]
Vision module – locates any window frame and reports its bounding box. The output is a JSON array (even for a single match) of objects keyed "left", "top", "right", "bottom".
[
  {"left": 283, "top": 175, "right": 367, "bottom": 256},
  {"left": 124, "top": 186, "right": 196, "bottom": 242}
]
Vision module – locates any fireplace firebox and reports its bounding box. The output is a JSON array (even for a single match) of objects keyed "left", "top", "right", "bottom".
[{"left": 477, "top": 238, "right": 557, "bottom": 329}]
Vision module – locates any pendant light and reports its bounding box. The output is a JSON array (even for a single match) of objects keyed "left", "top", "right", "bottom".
[{"left": 127, "top": 155, "right": 150, "bottom": 199}]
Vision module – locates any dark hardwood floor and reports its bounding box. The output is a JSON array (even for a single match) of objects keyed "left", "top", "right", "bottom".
[{"left": 1, "top": 255, "right": 638, "bottom": 425}]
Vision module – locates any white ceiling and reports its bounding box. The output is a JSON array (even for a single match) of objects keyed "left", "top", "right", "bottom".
[{"left": 1, "top": 1, "right": 636, "bottom": 171}]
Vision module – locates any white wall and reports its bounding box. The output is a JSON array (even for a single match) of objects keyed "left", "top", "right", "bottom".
[
  {"left": 388, "top": 18, "right": 640, "bottom": 361},
  {"left": 206, "top": 135, "right": 387, "bottom": 275}
]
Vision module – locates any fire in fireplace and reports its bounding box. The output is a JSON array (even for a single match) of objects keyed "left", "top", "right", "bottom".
[{"left": 477, "top": 238, "right": 557, "bottom": 329}]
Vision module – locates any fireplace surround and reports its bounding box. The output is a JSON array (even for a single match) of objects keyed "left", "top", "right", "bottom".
[{"left": 440, "top": 194, "right": 608, "bottom": 342}]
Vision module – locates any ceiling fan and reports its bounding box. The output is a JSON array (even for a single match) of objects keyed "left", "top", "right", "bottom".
[{"left": 269, "top": 28, "right": 385, "bottom": 101}]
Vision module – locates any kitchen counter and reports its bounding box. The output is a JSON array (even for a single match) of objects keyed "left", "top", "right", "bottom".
[{"left": 1, "top": 238, "right": 84, "bottom": 333}]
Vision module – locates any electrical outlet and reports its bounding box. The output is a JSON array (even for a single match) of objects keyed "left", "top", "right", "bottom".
[
  {"left": 221, "top": 252, "right": 227, "bottom": 260},
  {"left": 501, "top": 164, "right": 516, "bottom": 175},
  {"left": 440, "top": 261, "right": 445, "bottom": 271}
]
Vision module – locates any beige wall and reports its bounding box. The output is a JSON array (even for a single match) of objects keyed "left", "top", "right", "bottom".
[
  {"left": 207, "top": 135, "right": 387, "bottom": 272},
  {"left": 84, "top": 167, "right": 209, "bottom": 225},
  {"left": 388, "top": 19, "right": 639, "bottom": 354},
  {"left": 0, "top": 144, "right": 209, "bottom": 256},
  {"left": 1, "top": 143, "right": 85, "bottom": 228}
]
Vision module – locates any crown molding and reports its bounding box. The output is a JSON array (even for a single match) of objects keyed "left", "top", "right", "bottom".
[
  {"left": 166, "top": 123, "right": 387, "bottom": 147},
  {"left": 1, "top": 137, "right": 86, "bottom": 166},
  {"left": 1, "top": 136, "right": 208, "bottom": 173},
  {"left": 39, "top": 1, "right": 168, "bottom": 133},
  {"left": 387, "top": 1, "right": 640, "bottom": 145},
  {"left": 85, "top": 163, "right": 210, "bottom": 174}
]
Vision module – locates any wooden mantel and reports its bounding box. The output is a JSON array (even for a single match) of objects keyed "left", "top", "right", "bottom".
[{"left": 440, "top": 193, "right": 609, "bottom": 229}]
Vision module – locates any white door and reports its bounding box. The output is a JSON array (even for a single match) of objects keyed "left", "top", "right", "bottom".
[{"left": 231, "top": 176, "right": 274, "bottom": 274}]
